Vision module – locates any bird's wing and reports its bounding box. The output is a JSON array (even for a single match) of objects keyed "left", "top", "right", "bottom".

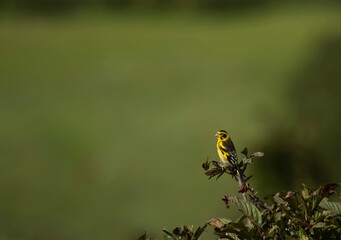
[{"left": 222, "top": 139, "right": 238, "bottom": 164}]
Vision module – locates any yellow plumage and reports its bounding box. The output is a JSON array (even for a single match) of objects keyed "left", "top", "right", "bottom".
[{"left": 215, "top": 130, "right": 238, "bottom": 166}]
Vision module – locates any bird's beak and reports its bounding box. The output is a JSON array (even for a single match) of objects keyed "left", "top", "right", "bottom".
[{"left": 215, "top": 133, "right": 220, "bottom": 138}]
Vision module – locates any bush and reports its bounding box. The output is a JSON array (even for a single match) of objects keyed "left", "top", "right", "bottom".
[{"left": 139, "top": 148, "right": 341, "bottom": 239}]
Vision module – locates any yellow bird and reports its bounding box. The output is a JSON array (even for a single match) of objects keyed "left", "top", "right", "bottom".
[{"left": 215, "top": 130, "right": 238, "bottom": 166}]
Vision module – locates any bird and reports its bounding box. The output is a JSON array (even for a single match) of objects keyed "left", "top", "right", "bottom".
[
  {"left": 215, "top": 130, "right": 238, "bottom": 166},
  {"left": 215, "top": 130, "right": 248, "bottom": 196}
]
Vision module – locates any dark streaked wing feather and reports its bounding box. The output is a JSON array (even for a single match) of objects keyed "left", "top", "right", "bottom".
[{"left": 221, "top": 138, "right": 238, "bottom": 164}]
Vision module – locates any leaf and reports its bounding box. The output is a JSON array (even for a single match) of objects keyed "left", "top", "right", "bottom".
[
  {"left": 272, "top": 193, "right": 296, "bottom": 219},
  {"left": 274, "top": 212, "right": 283, "bottom": 222},
  {"left": 310, "top": 194, "right": 319, "bottom": 211},
  {"left": 173, "top": 226, "right": 185, "bottom": 236},
  {"left": 193, "top": 224, "right": 207, "bottom": 240},
  {"left": 297, "top": 227, "right": 309, "bottom": 240},
  {"left": 163, "top": 232, "right": 174, "bottom": 240},
  {"left": 204, "top": 167, "right": 224, "bottom": 179},
  {"left": 242, "top": 158, "right": 253, "bottom": 165},
  {"left": 301, "top": 184, "right": 311, "bottom": 200},
  {"left": 311, "top": 183, "right": 340, "bottom": 210},
  {"left": 223, "top": 233, "right": 241, "bottom": 240},
  {"left": 225, "top": 196, "right": 262, "bottom": 227},
  {"left": 241, "top": 148, "right": 248, "bottom": 157},
  {"left": 162, "top": 229, "right": 175, "bottom": 240},
  {"left": 215, "top": 221, "right": 249, "bottom": 239},
  {"left": 284, "top": 191, "right": 296, "bottom": 199},
  {"left": 241, "top": 152, "right": 263, "bottom": 167},
  {"left": 320, "top": 198, "right": 341, "bottom": 214},
  {"left": 314, "top": 183, "right": 340, "bottom": 198},
  {"left": 138, "top": 231, "right": 147, "bottom": 240},
  {"left": 312, "top": 222, "right": 326, "bottom": 229},
  {"left": 207, "top": 218, "right": 232, "bottom": 228},
  {"left": 235, "top": 214, "right": 246, "bottom": 224},
  {"left": 268, "top": 225, "right": 279, "bottom": 235},
  {"left": 250, "top": 152, "right": 264, "bottom": 157},
  {"left": 202, "top": 160, "right": 210, "bottom": 171},
  {"left": 273, "top": 194, "right": 289, "bottom": 207}
]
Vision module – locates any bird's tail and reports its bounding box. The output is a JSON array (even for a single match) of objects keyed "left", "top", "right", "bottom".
[{"left": 230, "top": 156, "right": 246, "bottom": 180}]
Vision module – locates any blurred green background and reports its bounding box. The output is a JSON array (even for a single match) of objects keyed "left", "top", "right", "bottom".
[{"left": 0, "top": 1, "right": 340, "bottom": 239}]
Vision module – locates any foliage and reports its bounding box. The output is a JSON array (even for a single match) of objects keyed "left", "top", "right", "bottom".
[
  {"left": 216, "top": 183, "right": 341, "bottom": 239},
  {"left": 139, "top": 145, "right": 341, "bottom": 239}
]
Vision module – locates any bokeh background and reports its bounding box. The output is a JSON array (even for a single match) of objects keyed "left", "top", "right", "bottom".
[{"left": 1, "top": 1, "right": 340, "bottom": 239}]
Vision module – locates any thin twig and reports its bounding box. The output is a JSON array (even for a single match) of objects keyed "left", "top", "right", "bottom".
[
  {"left": 237, "top": 174, "right": 248, "bottom": 201},
  {"left": 235, "top": 164, "right": 248, "bottom": 202}
]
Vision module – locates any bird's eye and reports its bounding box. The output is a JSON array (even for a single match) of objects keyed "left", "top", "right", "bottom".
[{"left": 222, "top": 134, "right": 227, "bottom": 138}]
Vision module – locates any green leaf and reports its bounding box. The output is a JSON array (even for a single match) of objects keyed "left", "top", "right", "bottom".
[
  {"left": 301, "top": 184, "right": 311, "bottom": 200},
  {"left": 225, "top": 196, "right": 262, "bottom": 227},
  {"left": 241, "top": 152, "right": 264, "bottom": 166},
  {"left": 314, "top": 211, "right": 323, "bottom": 221},
  {"left": 242, "top": 158, "right": 252, "bottom": 165},
  {"left": 274, "top": 212, "right": 283, "bottom": 222},
  {"left": 138, "top": 230, "right": 149, "bottom": 240},
  {"left": 214, "top": 221, "right": 249, "bottom": 239},
  {"left": 268, "top": 225, "right": 279, "bottom": 235},
  {"left": 193, "top": 224, "right": 207, "bottom": 240},
  {"left": 224, "top": 233, "right": 241, "bottom": 240},
  {"left": 162, "top": 229, "right": 175, "bottom": 240},
  {"left": 273, "top": 194, "right": 289, "bottom": 207},
  {"left": 138, "top": 233, "right": 147, "bottom": 240},
  {"left": 311, "top": 194, "right": 319, "bottom": 210},
  {"left": 235, "top": 214, "right": 246, "bottom": 224},
  {"left": 163, "top": 233, "right": 174, "bottom": 240},
  {"left": 312, "top": 222, "right": 326, "bottom": 229},
  {"left": 297, "top": 227, "right": 309, "bottom": 240},
  {"left": 320, "top": 198, "right": 341, "bottom": 214}
]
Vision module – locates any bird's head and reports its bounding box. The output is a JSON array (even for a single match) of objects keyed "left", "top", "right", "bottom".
[{"left": 215, "top": 130, "right": 230, "bottom": 141}]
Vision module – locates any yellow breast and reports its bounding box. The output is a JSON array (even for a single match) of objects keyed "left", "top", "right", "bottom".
[{"left": 217, "top": 141, "right": 228, "bottom": 163}]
